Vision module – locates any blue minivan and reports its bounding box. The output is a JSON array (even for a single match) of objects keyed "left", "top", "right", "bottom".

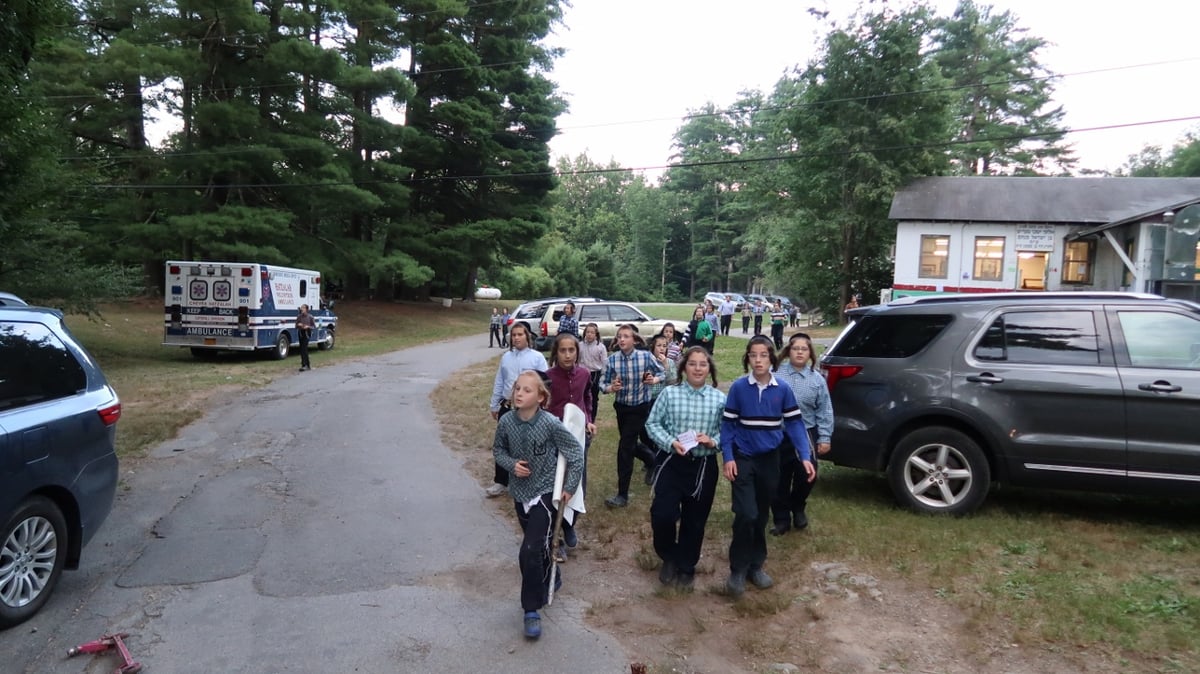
[{"left": 0, "top": 306, "right": 121, "bottom": 629}]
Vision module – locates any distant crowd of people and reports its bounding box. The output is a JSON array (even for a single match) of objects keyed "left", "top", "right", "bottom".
[{"left": 485, "top": 299, "right": 833, "bottom": 640}]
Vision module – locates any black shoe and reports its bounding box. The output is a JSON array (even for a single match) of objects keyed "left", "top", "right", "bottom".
[
  {"left": 793, "top": 511, "right": 809, "bottom": 530},
  {"left": 658, "top": 560, "right": 677, "bottom": 586},
  {"left": 675, "top": 572, "right": 695, "bottom": 592},
  {"left": 563, "top": 524, "right": 578, "bottom": 548},
  {"left": 748, "top": 568, "right": 774, "bottom": 589},
  {"left": 725, "top": 571, "right": 747, "bottom": 597},
  {"left": 770, "top": 521, "right": 791, "bottom": 536},
  {"left": 604, "top": 494, "right": 628, "bottom": 508},
  {"left": 643, "top": 464, "right": 655, "bottom": 486}
]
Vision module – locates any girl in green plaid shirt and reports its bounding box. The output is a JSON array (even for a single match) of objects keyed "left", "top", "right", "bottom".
[{"left": 644, "top": 346, "right": 725, "bottom": 590}]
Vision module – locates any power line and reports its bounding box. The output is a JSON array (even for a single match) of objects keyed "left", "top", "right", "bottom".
[
  {"left": 54, "top": 54, "right": 1200, "bottom": 164},
  {"left": 557, "top": 56, "right": 1200, "bottom": 131},
  {"left": 80, "top": 114, "right": 1200, "bottom": 190}
]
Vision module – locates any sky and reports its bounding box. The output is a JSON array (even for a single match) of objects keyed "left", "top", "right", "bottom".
[{"left": 544, "top": 0, "right": 1200, "bottom": 177}]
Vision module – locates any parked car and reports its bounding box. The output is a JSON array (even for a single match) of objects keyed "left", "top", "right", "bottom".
[
  {"left": 507, "top": 297, "right": 603, "bottom": 337},
  {"left": 702, "top": 292, "right": 746, "bottom": 311},
  {"left": 0, "top": 292, "right": 27, "bottom": 307},
  {"left": 535, "top": 301, "right": 671, "bottom": 350},
  {"left": 819, "top": 291, "right": 1200, "bottom": 515},
  {"left": 0, "top": 306, "right": 121, "bottom": 628}
]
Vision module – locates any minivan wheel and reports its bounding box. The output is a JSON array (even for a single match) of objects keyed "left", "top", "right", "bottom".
[
  {"left": 888, "top": 427, "right": 990, "bottom": 515},
  {"left": 0, "top": 496, "right": 67, "bottom": 629}
]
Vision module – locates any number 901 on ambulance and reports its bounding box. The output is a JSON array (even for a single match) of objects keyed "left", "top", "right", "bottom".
[{"left": 163, "top": 261, "right": 337, "bottom": 360}]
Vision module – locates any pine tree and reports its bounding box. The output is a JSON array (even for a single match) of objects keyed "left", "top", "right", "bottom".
[{"left": 933, "top": 0, "right": 1074, "bottom": 175}]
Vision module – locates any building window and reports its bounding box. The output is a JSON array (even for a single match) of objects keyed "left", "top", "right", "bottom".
[
  {"left": 973, "top": 236, "right": 1005, "bottom": 281},
  {"left": 919, "top": 235, "right": 949, "bottom": 279},
  {"left": 1062, "top": 240, "right": 1094, "bottom": 284}
]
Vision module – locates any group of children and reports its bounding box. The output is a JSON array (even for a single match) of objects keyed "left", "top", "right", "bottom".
[{"left": 488, "top": 307, "right": 834, "bottom": 640}]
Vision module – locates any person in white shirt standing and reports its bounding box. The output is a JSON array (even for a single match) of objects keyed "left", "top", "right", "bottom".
[{"left": 718, "top": 294, "right": 737, "bottom": 336}]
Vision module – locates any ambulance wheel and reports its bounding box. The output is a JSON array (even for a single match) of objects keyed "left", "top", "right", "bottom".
[
  {"left": 274, "top": 334, "right": 290, "bottom": 360},
  {"left": 318, "top": 330, "right": 335, "bottom": 351}
]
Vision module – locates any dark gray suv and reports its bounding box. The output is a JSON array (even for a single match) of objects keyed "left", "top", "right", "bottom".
[
  {"left": 0, "top": 306, "right": 121, "bottom": 628},
  {"left": 820, "top": 292, "right": 1200, "bottom": 514}
]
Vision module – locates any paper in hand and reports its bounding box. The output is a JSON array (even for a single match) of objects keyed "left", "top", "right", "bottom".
[{"left": 676, "top": 430, "right": 699, "bottom": 454}]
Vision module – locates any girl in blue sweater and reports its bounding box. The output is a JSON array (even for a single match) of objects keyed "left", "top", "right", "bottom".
[{"left": 719, "top": 336, "right": 814, "bottom": 597}]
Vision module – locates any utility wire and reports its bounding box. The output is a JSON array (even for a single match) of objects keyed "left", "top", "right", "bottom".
[
  {"left": 81, "top": 114, "right": 1200, "bottom": 190},
  {"left": 54, "top": 54, "right": 1200, "bottom": 163}
]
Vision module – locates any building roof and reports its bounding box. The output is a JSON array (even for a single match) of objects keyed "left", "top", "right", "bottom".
[{"left": 889, "top": 176, "right": 1200, "bottom": 225}]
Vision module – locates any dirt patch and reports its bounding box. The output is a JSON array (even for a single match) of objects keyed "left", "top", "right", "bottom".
[{"left": 534, "top": 520, "right": 1102, "bottom": 674}]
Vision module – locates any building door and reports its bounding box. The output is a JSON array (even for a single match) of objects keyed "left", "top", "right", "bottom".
[{"left": 1016, "top": 252, "right": 1046, "bottom": 290}]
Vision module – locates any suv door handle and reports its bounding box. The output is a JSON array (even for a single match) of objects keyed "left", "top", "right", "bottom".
[
  {"left": 1138, "top": 380, "right": 1182, "bottom": 393},
  {"left": 966, "top": 373, "right": 1004, "bottom": 384}
]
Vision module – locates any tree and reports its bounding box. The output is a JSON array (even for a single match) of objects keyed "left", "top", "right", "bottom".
[
  {"left": 776, "top": 6, "right": 954, "bottom": 319},
  {"left": 401, "top": 0, "right": 567, "bottom": 300},
  {"left": 1120, "top": 128, "right": 1200, "bottom": 177},
  {"left": 663, "top": 102, "right": 744, "bottom": 298},
  {"left": 933, "top": 0, "right": 1073, "bottom": 175},
  {"left": 0, "top": 0, "right": 139, "bottom": 311}
]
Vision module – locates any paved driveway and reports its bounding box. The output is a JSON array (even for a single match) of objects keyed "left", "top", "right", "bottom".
[{"left": 3, "top": 337, "right": 628, "bottom": 673}]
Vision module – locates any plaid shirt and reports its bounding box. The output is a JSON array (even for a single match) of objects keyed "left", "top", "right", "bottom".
[
  {"left": 557, "top": 314, "right": 579, "bottom": 337},
  {"left": 601, "top": 348, "right": 664, "bottom": 406},
  {"left": 644, "top": 383, "right": 726, "bottom": 457},
  {"left": 648, "top": 356, "right": 678, "bottom": 400},
  {"left": 775, "top": 361, "right": 834, "bottom": 444}
]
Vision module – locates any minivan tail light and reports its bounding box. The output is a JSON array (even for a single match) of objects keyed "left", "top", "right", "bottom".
[
  {"left": 824, "top": 365, "right": 863, "bottom": 391},
  {"left": 98, "top": 402, "right": 122, "bottom": 426}
]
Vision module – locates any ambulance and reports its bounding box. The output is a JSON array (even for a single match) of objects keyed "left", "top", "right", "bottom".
[{"left": 163, "top": 261, "right": 337, "bottom": 359}]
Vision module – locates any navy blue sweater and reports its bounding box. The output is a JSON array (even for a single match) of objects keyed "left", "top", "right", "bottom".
[{"left": 719, "top": 374, "right": 812, "bottom": 463}]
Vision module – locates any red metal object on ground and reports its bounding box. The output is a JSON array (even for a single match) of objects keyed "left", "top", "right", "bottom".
[{"left": 66, "top": 632, "right": 142, "bottom": 673}]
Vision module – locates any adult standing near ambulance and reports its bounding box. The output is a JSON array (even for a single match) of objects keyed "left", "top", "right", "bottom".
[{"left": 296, "top": 304, "right": 316, "bottom": 372}]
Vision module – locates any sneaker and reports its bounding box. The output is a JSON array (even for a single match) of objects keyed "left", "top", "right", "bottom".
[
  {"left": 604, "top": 494, "right": 628, "bottom": 508},
  {"left": 725, "top": 571, "right": 746, "bottom": 597},
  {"left": 555, "top": 542, "right": 568, "bottom": 563},
  {"left": 748, "top": 568, "right": 774, "bottom": 589},
  {"left": 793, "top": 511, "right": 809, "bottom": 530},
  {"left": 563, "top": 524, "right": 578, "bottom": 549},
  {"left": 523, "top": 611, "right": 541, "bottom": 639},
  {"left": 658, "top": 560, "right": 677, "bottom": 586},
  {"left": 484, "top": 483, "right": 508, "bottom": 498}
]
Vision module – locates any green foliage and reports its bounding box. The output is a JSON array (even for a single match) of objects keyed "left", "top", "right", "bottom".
[
  {"left": 501, "top": 265, "right": 555, "bottom": 299},
  {"left": 1121, "top": 128, "right": 1200, "bottom": 177},
  {"left": 773, "top": 5, "right": 954, "bottom": 317},
  {"left": 932, "top": 0, "right": 1075, "bottom": 175}
]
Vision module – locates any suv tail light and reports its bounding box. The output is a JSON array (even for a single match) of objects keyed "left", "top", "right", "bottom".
[
  {"left": 540, "top": 321, "right": 548, "bottom": 336},
  {"left": 98, "top": 402, "right": 122, "bottom": 426},
  {"left": 824, "top": 364, "right": 862, "bottom": 391}
]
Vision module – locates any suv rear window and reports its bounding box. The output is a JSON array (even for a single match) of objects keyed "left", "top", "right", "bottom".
[
  {"left": 514, "top": 304, "right": 548, "bottom": 319},
  {"left": 828, "top": 314, "right": 953, "bottom": 358},
  {"left": 0, "top": 321, "right": 88, "bottom": 411}
]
